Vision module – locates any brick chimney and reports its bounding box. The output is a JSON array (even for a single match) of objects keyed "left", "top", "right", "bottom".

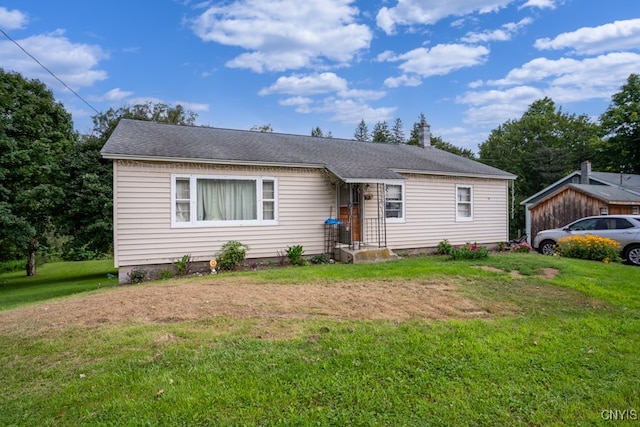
[
  {"left": 418, "top": 119, "right": 431, "bottom": 148},
  {"left": 580, "top": 160, "right": 591, "bottom": 184}
]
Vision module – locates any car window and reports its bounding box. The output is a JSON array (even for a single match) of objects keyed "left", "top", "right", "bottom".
[
  {"left": 568, "top": 218, "right": 598, "bottom": 231},
  {"left": 614, "top": 218, "right": 634, "bottom": 230}
]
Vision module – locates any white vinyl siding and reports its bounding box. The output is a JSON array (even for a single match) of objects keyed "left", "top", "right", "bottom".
[
  {"left": 366, "top": 175, "right": 509, "bottom": 249},
  {"left": 113, "top": 161, "right": 334, "bottom": 267}
]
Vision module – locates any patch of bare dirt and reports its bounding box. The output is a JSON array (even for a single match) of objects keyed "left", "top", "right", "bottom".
[
  {"left": 0, "top": 278, "right": 501, "bottom": 337},
  {"left": 475, "top": 266, "right": 559, "bottom": 279}
]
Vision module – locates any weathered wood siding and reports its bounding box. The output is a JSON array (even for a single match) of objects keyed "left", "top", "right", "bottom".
[
  {"left": 362, "top": 175, "right": 509, "bottom": 248},
  {"left": 113, "top": 160, "right": 335, "bottom": 267},
  {"left": 529, "top": 187, "right": 639, "bottom": 239}
]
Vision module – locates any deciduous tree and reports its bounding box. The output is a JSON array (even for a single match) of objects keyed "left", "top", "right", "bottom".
[
  {"left": 598, "top": 74, "right": 640, "bottom": 174},
  {"left": 0, "top": 69, "right": 75, "bottom": 275},
  {"left": 479, "top": 97, "right": 600, "bottom": 237},
  {"left": 61, "top": 103, "right": 199, "bottom": 259}
]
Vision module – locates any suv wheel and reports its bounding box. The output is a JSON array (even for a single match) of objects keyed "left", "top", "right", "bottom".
[
  {"left": 538, "top": 240, "right": 556, "bottom": 256},
  {"left": 624, "top": 244, "right": 640, "bottom": 266}
]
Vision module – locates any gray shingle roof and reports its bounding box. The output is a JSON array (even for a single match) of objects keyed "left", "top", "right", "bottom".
[
  {"left": 568, "top": 184, "right": 640, "bottom": 203},
  {"left": 101, "top": 119, "right": 516, "bottom": 182},
  {"left": 590, "top": 172, "right": 640, "bottom": 195}
]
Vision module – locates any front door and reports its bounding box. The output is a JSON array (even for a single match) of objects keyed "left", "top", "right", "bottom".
[{"left": 338, "top": 183, "right": 360, "bottom": 242}]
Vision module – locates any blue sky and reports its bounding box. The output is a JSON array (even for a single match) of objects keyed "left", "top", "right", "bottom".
[{"left": 1, "top": 1, "right": 639, "bottom": 152}]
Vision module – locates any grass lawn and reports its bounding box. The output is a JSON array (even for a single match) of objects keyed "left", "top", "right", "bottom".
[
  {"left": 0, "top": 259, "right": 118, "bottom": 311},
  {"left": 0, "top": 254, "right": 639, "bottom": 426}
]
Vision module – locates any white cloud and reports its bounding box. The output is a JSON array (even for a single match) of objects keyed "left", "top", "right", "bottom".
[
  {"left": 458, "top": 52, "right": 640, "bottom": 126},
  {"left": 376, "top": 0, "right": 513, "bottom": 35},
  {"left": 279, "top": 96, "right": 313, "bottom": 113},
  {"left": 487, "top": 52, "right": 640, "bottom": 95},
  {"left": 519, "top": 0, "right": 557, "bottom": 9},
  {"left": 384, "top": 75, "right": 422, "bottom": 88},
  {"left": 259, "top": 72, "right": 348, "bottom": 96},
  {"left": 94, "top": 88, "right": 134, "bottom": 102},
  {"left": 0, "top": 7, "right": 28, "bottom": 30},
  {"left": 316, "top": 98, "right": 397, "bottom": 124},
  {"left": 0, "top": 30, "right": 108, "bottom": 90},
  {"left": 381, "top": 43, "right": 490, "bottom": 87},
  {"left": 459, "top": 86, "right": 544, "bottom": 125},
  {"left": 190, "top": 0, "right": 372, "bottom": 72},
  {"left": 461, "top": 17, "right": 532, "bottom": 43},
  {"left": 534, "top": 18, "right": 640, "bottom": 55}
]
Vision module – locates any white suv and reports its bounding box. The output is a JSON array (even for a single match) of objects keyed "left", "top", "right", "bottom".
[{"left": 533, "top": 215, "right": 640, "bottom": 266}]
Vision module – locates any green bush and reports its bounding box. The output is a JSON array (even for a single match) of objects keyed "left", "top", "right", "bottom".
[
  {"left": 436, "top": 239, "right": 453, "bottom": 255},
  {"left": 0, "top": 259, "right": 26, "bottom": 274},
  {"left": 216, "top": 241, "right": 249, "bottom": 271},
  {"left": 127, "top": 268, "right": 147, "bottom": 284},
  {"left": 174, "top": 254, "right": 192, "bottom": 276},
  {"left": 557, "top": 235, "right": 622, "bottom": 263},
  {"left": 159, "top": 269, "right": 175, "bottom": 280},
  {"left": 310, "top": 253, "right": 329, "bottom": 264},
  {"left": 286, "top": 245, "right": 307, "bottom": 266},
  {"left": 450, "top": 242, "right": 489, "bottom": 260}
]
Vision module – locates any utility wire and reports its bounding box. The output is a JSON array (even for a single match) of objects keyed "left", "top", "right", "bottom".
[{"left": 0, "top": 27, "right": 100, "bottom": 114}]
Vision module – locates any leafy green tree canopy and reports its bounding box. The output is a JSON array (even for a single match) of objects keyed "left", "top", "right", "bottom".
[
  {"left": 0, "top": 69, "right": 76, "bottom": 275},
  {"left": 598, "top": 73, "right": 640, "bottom": 174},
  {"left": 478, "top": 97, "right": 600, "bottom": 237},
  {"left": 61, "top": 103, "right": 199, "bottom": 260}
]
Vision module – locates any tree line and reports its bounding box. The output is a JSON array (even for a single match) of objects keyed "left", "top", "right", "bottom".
[{"left": 1, "top": 68, "right": 638, "bottom": 275}]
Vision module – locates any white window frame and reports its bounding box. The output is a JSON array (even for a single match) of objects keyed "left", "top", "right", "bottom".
[
  {"left": 171, "top": 174, "right": 278, "bottom": 228},
  {"left": 456, "top": 184, "right": 473, "bottom": 222},
  {"left": 384, "top": 183, "right": 405, "bottom": 223}
]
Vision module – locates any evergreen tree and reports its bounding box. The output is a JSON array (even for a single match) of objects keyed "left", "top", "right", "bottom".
[
  {"left": 391, "top": 118, "right": 405, "bottom": 144},
  {"left": 371, "top": 121, "right": 392, "bottom": 143},
  {"left": 354, "top": 119, "right": 369, "bottom": 141}
]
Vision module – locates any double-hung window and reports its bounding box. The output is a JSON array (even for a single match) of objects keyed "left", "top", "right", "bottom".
[
  {"left": 456, "top": 185, "right": 473, "bottom": 221},
  {"left": 172, "top": 174, "right": 277, "bottom": 227},
  {"left": 385, "top": 184, "right": 404, "bottom": 222}
]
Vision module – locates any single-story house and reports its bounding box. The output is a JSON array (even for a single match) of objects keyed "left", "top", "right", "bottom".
[
  {"left": 521, "top": 161, "right": 640, "bottom": 241},
  {"left": 101, "top": 119, "right": 516, "bottom": 283}
]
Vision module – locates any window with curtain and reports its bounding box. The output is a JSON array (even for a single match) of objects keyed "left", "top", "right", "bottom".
[
  {"left": 456, "top": 185, "right": 473, "bottom": 221},
  {"left": 172, "top": 175, "right": 277, "bottom": 226},
  {"left": 385, "top": 184, "right": 404, "bottom": 220}
]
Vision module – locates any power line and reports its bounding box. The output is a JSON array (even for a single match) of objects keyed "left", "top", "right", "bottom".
[{"left": 0, "top": 27, "right": 100, "bottom": 114}]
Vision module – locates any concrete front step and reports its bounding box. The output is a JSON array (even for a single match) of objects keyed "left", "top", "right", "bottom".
[{"left": 335, "top": 246, "right": 399, "bottom": 264}]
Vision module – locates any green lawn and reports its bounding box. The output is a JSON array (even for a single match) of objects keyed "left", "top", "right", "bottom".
[
  {"left": 1, "top": 254, "right": 639, "bottom": 426},
  {"left": 0, "top": 259, "right": 118, "bottom": 311}
]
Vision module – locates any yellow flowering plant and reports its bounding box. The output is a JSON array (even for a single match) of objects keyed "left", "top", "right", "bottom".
[{"left": 556, "top": 235, "right": 622, "bottom": 263}]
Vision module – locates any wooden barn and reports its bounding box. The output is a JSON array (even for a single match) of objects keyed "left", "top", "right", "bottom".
[{"left": 522, "top": 161, "right": 640, "bottom": 242}]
